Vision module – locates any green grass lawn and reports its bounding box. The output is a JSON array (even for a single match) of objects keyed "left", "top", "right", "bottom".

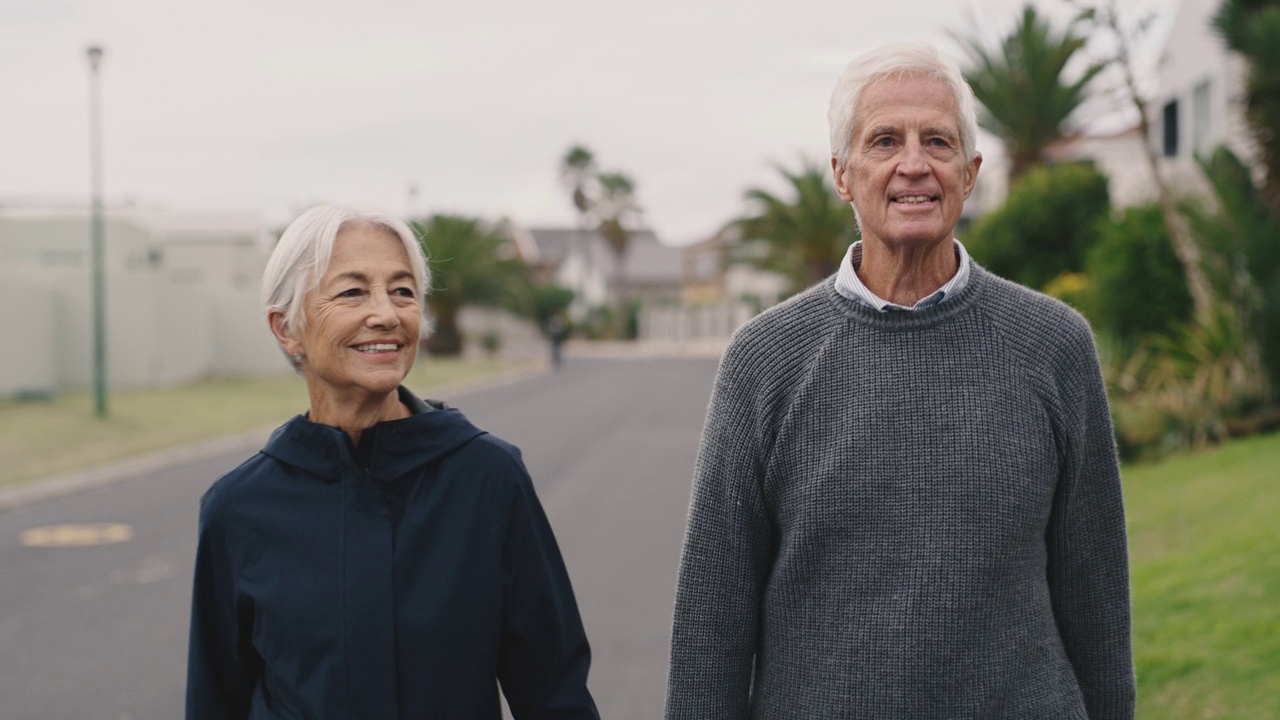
[
  {"left": 0, "top": 357, "right": 526, "bottom": 489},
  {"left": 1126, "top": 430, "right": 1280, "bottom": 719}
]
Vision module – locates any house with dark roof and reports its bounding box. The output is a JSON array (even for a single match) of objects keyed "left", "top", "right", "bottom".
[{"left": 520, "top": 226, "right": 683, "bottom": 318}]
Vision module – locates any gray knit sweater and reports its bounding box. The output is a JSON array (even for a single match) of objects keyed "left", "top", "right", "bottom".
[{"left": 666, "top": 264, "right": 1134, "bottom": 720}]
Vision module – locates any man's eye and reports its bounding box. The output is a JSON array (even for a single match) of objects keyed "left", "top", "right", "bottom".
[{"left": 874, "top": 137, "right": 895, "bottom": 147}]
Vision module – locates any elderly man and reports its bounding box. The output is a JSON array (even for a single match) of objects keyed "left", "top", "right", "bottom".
[{"left": 665, "top": 43, "right": 1134, "bottom": 719}]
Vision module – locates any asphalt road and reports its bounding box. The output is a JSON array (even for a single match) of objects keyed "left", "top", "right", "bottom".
[{"left": 0, "top": 356, "right": 719, "bottom": 720}]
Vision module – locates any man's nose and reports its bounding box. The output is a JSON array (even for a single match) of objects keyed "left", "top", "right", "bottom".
[{"left": 897, "top": 139, "right": 930, "bottom": 175}]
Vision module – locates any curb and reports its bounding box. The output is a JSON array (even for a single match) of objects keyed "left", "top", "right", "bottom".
[
  {"left": 0, "top": 430, "right": 272, "bottom": 513},
  {"left": 564, "top": 339, "right": 729, "bottom": 360}
]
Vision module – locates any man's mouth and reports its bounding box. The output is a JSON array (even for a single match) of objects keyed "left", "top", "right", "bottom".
[
  {"left": 892, "top": 195, "right": 937, "bottom": 205},
  {"left": 352, "top": 343, "right": 401, "bottom": 353}
]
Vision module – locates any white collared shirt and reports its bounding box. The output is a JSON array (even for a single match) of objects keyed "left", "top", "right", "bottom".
[{"left": 834, "top": 239, "right": 972, "bottom": 312}]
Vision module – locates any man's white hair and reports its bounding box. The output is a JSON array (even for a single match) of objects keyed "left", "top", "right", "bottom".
[
  {"left": 261, "top": 204, "right": 430, "bottom": 372},
  {"left": 828, "top": 42, "right": 980, "bottom": 165}
]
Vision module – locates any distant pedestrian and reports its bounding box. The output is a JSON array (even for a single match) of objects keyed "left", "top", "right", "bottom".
[
  {"left": 546, "top": 312, "right": 570, "bottom": 369},
  {"left": 665, "top": 42, "right": 1134, "bottom": 719},
  {"left": 185, "top": 205, "right": 598, "bottom": 719}
]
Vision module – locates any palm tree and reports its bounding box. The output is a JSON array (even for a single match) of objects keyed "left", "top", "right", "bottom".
[
  {"left": 734, "top": 158, "right": 859, "bottom": 293},
  {"left": 559, "top": 145, "right": 598, "bottom": 317},
  {"left": 559, "top": 145, "right": 597, "bottom": 219},
  {"left": 956, "top": 5, "right": 1105, "bottom": 182},
  {"left": 1214, "top": 0, "right": 1280, "bottom": 215},
  {"left": 413, "top": 214, "right": 527, "bottom": 356},
  {"left": 596, "top": 171, "right": 640, "bottom": 337}
]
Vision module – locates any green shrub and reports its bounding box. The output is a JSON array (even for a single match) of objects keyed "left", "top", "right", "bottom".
[
  {"left": 1084, "top": 203, "right": 1193, "bottom": 344},
  {"left": 966, "top": 162, "right": 1110, "bottom": 289}
]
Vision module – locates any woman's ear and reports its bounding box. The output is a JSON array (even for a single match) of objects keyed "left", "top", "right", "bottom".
[{"left": 269, "top": 310, "right": 303, "bottom": 356}]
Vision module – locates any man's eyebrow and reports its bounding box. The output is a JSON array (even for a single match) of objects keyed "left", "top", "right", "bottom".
[
  {"left": 923, "top": 126, "right": 959, "bottom": 140},
  {"left": 865, "top": 124, "right": 899, "bottom": 138}
]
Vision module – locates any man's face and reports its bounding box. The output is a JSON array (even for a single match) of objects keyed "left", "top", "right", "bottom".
[{"left": 832, "top": 75, "right": 981, "bottom": 250}]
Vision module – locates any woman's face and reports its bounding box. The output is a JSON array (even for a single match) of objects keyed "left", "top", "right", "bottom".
[{"left": 277, "top": 225, "right": 421, "bottom": 405}]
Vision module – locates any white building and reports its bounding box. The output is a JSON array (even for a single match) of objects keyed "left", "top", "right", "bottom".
[
  {"left": 1046, "top": 0, "right": 1253, "bottom": 208},
  {"left": 1150, "top": 0, "right": 1254, "bottom": 191},
  {"left": 0, "top": 204, "right": 283, "bottom": 398},
  {"left": 1043, "top": 127, "right": 1156, "bottom": 207}
]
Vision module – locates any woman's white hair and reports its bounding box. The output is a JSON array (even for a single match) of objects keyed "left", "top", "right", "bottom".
[
  {"left": 828, "top": 42, "right": 980, "bottom": 165},
  {"left": 261, "top": 204, "right": 430, "bottom": 371}
]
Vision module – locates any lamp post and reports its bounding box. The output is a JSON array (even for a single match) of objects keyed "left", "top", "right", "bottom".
[{"left": 87, "top": 44, "right": 107, "bottom": 418}]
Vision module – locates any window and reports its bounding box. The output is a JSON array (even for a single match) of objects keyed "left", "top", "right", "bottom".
[
  {"left": 1193, "top": 80, "right": 1212, "bottom": 156},
  {"left": 1162, "top": 100, "right": 1179, "bottom": 157}
]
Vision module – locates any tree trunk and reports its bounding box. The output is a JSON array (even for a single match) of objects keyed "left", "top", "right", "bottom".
[
  {"left": 426, "top": 309, "right": 464, "bottom": 356},
  {"left": 1136, "top": 115, "right": 1217, "bottom": 322},
  {"left": 613, "top": 252, "right": 630, "bottom": 340}
]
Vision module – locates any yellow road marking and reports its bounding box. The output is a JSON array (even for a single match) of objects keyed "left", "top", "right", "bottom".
[{"left": 20, "top": 523, "right": 134, "bottom": 548}]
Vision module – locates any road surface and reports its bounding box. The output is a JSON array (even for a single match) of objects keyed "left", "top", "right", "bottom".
[{"left": 0, "top": 356, "right": 719, "bottom": 719}]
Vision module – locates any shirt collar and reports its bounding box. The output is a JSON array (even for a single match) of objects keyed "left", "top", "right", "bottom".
[{"left": 834, "top": 239, "right": 971, "bottom": 312}]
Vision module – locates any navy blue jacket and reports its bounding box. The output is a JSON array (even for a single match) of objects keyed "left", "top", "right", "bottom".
[{"left": 186, "top": 389, "right": 598, "bottom": 719}]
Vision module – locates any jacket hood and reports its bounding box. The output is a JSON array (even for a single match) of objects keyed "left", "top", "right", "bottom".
[{"left": 259, "top": 386, "right": 487, "bottom": 483}]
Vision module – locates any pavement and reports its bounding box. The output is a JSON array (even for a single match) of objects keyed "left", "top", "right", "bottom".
[
  {"left": 0, "top": 353, "right": 723, "bottom": 719},
  {"left": 0, "top": 340, "right": 727, "bottom": 515}
]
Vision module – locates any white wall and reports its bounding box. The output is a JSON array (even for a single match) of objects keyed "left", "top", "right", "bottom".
[
  {"left": 1153, "top": 0, "right": 1253, "bottom": 187},
  {"left": 0, "top": 277, "right": 57, "bottom": 397},
  {"left": 207, "top": 286, "right": 288, "bottom": 376},
  {"left": 0, "top": 207, "right": 284, "bottom": 398}
]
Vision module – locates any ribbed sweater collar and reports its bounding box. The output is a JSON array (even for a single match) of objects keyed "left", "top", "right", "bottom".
[{"left": 822, "top": 261, "right": 993, "bottom": 332}]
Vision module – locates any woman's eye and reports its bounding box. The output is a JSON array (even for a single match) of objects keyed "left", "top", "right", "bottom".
[
  {"left": 337, "top": 288, "right": 363, "bottom": 298},
  {"left": 393, "top": 287, "right": 416, "bottom": 299}
]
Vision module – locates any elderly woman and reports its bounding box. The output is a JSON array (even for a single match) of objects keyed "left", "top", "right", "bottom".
[{"left": 185, "top": 205, "right": 598, "bottom": 719}]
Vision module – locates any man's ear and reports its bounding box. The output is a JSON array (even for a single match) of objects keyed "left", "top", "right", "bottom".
[
  {"left": 963, "top": 152, "right": 983, "bottom": 199},
  {"left": 268, "top": 310, "right": 303, "bottom": 356},
  {"left": 831, "top": 155, "right": 855, "bottom": 203}
]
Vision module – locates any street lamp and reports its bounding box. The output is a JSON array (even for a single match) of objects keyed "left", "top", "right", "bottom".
[{"left": 87, "top": 44, "right": 107, "bottom": 418}]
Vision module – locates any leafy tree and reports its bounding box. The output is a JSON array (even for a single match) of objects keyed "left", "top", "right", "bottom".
[
  {"left": 413, "top": 214, "right": 527, "bottom": 356},
  {"left": 1214, "top": 0, "right": 1280, "bottom": 215},
  {"left": 965, "top": 162, "right": 1110, "bottom": 290},
  {"left": 956, "top": 4, "right": 1105, "bottom": 182},
  {"left": 734, "top": 158, "right": 858, "bottom": 294},
  {"left": 1084, "top": 203, "right": 1193, "bottom": 343},
  {"left": 525, "top": 282, "right": 576, "bottom": 335}
]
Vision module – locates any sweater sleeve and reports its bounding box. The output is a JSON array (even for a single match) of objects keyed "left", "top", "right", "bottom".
[
  {"left": 1044, "top": 325, "right": 1136, "bottom": 720},
  {"left": 496, "top": 454, "right": 599, "bottom": 720},
  {"left": 185, "top": 493, "right": 262, "bottom": 720},
  {"left": 666, "top": 339, "right": 776, "bottom": 720}
]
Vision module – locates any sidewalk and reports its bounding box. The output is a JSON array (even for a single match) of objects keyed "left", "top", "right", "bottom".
[{"left": 564, "top": 338, "right": 729, "bottom": 360}]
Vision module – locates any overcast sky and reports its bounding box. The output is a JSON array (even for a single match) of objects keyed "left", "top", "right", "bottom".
[{"left": 1, "top": 0, "right": 1172, "bottom": 244}]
